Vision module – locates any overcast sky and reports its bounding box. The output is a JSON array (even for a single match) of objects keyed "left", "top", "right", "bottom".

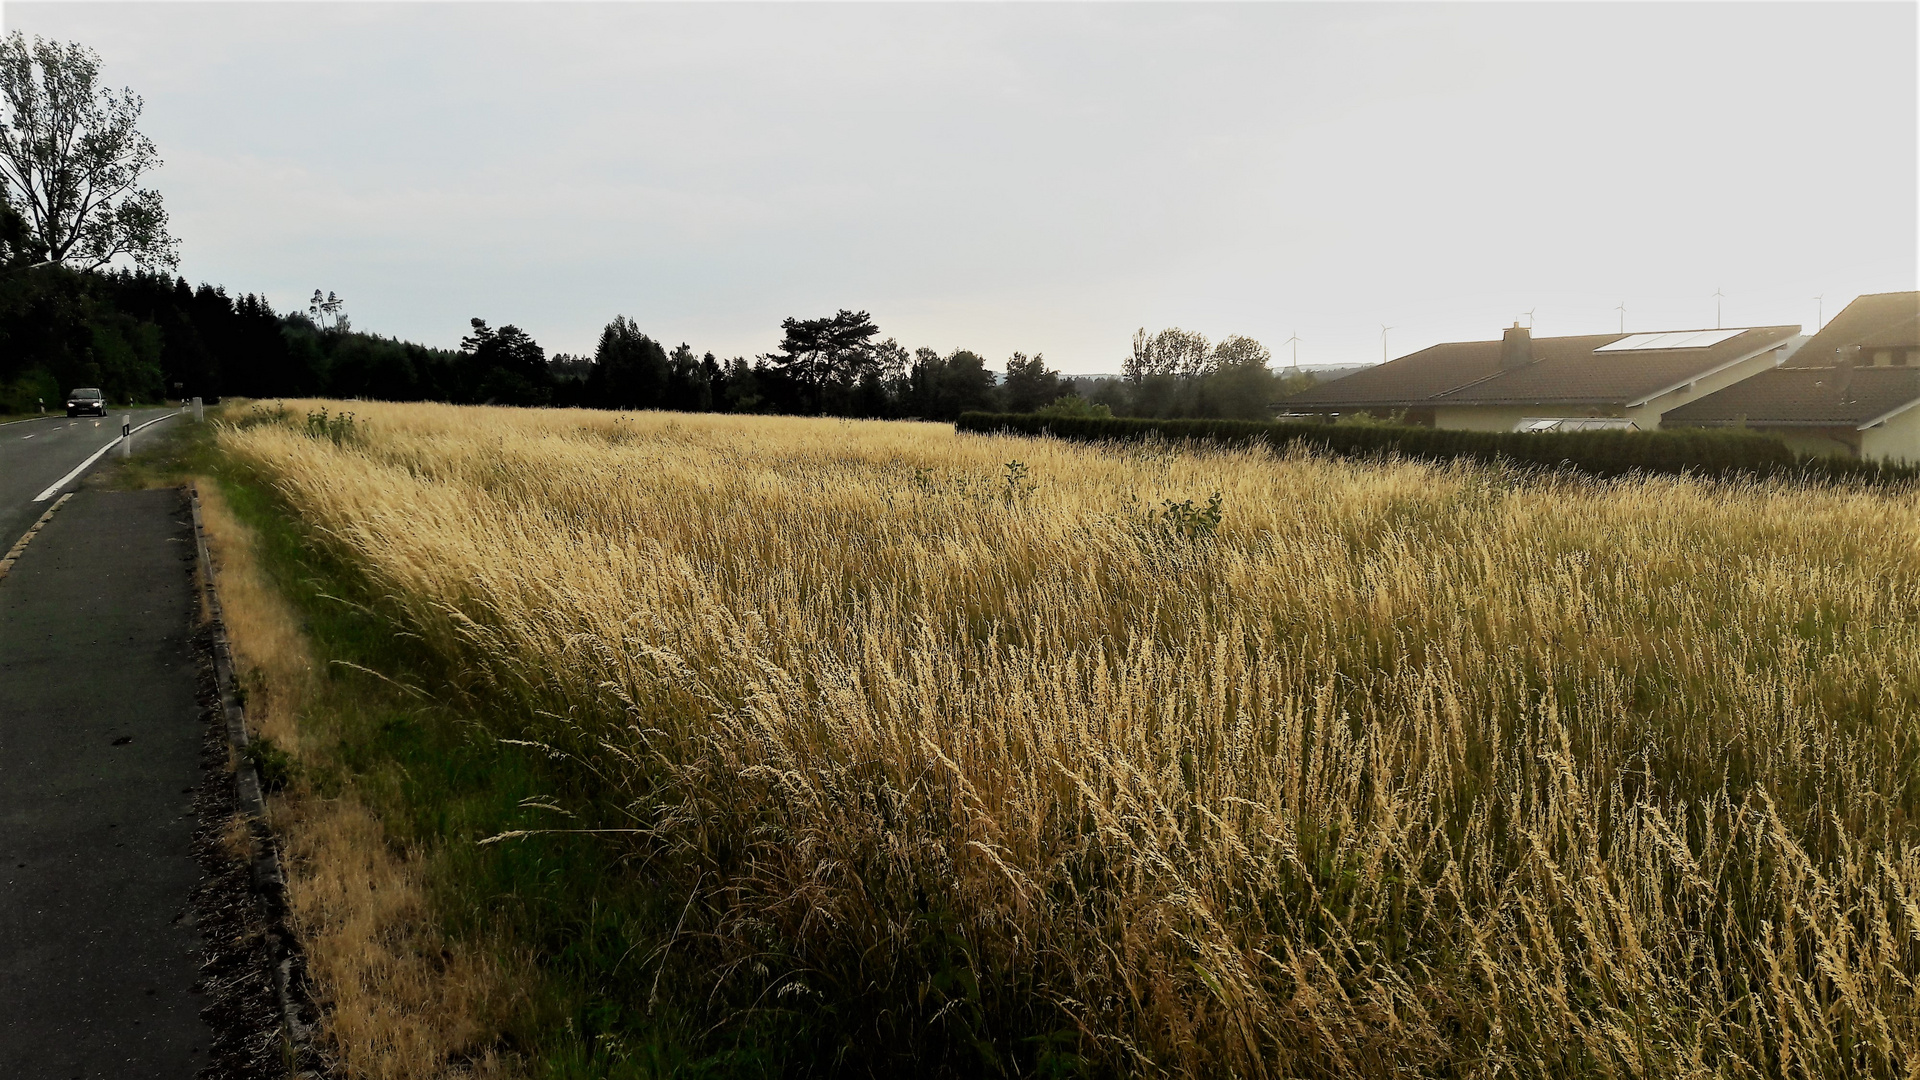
[{"left": 6, "top": 2, "right": 1915, "bottom": 372}]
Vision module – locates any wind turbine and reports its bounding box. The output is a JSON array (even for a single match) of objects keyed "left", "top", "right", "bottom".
[
  {"left": 1524, "top": 308, "right": 1536, "bottom": 329},
  {"left": 1284, "top": 331, "right": 1303, "bottom": 371},
  {"left": 1713, "top": 287, "right": 1727, "bottom": 330},
  {"left": 1380, "top": 325, "right": 1395, "bottom": 364},
  {"left": 1616, "top": 301, "right": 1627, "bottom": 334},
  {"left": 1813, "top": 295, "right": 1824, "bottom": 332}
]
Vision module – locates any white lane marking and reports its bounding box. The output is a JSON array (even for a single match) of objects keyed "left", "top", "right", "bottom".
[
  {"left": 0, "top": 410, "right": 101, "bottom": 428},
  {"left": 0, "top": 493, "right": 74, "bottom": 581},
  {"left": 21, "top": 433, "right": 35, "bottom": 439},
  {"left": 31, "top": 413, "right": 177, "bottom": 502}
]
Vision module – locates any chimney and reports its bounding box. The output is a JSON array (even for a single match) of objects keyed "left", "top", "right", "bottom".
[
  {"left": 1835, "top": 345, "right": 1860, "bottom": 402},
  {"left": 1500, "top": 322, "right": 1533, "bottom": 371}
]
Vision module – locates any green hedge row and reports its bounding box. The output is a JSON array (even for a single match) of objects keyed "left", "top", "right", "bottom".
[{"left": 954, "top": 412, "right": 1920, "bottom": 485}]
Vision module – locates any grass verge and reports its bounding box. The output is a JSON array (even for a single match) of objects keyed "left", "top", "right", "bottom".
[{"left": 104, "top": 411, "right": 780, "bottom": 1078}]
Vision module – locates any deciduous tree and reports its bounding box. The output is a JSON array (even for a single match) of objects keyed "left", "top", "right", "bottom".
[
  {"left": 1156, "top": 328, "right": 1213, "bottom": 378},
  {"left": 0, "top": 198, "right": 30, "bottom": 266},
  {"left": 1124, "top": 327, "right": 1213, "bottom": 382},
  {"left": 1211, "top": 334, "right": 1271, "bottom": 371},
  {"left": 1002, "top": 351, "right": 1067, "bottom": 413},
  {"left": 0, "top": 33, "right": 178, "bottom": 272},
  {"left": 905, "top": 347, "right": 997, "bottom": 420}
]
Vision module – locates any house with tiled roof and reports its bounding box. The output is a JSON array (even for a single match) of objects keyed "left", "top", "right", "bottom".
[
  {"left": 1280, "top": 323, "right": 1803, "bottom": 432},
  {"left": 1662, "top": 292, "right": 1920, "bottom": 460}
]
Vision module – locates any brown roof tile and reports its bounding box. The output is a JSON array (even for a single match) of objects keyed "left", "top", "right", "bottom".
[
  {"left": 1279, "top": 342, "right": 1508, "bottom": 408},
  {"left": 1785, "top": 292, "right": 1920, "bottom": 364},
  {"left": 1662, "top": 366, "right": 1920, "bottom": 428},
  {"left": 1284, "top": 325, "right": 1799, "bottom": 410}
]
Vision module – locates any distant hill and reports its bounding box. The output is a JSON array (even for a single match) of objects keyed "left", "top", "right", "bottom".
[{"left": 1290, "top": 364, "right": 1375, "bottom": 382}]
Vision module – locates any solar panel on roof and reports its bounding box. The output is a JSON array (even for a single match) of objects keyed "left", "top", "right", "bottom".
[
  {"left": 1596, "top": 333, "right": 1674, "bottom": 351},
  {"left": 1516, "top": 417, "right": 1638, "bottom": 432},
  {"left": 1595, "top": 329, "right": 1745, "bottom": 352},
  {"left": 1670, "top": 329, "right": 1746, "bottom": 348}
]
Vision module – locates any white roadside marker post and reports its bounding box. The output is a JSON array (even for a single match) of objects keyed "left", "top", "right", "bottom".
[
  {"left": 119, "top": 413, "right": 132, "bottom": 458},
  {"left": 193, "top": 396, "right": 204, "bottom": 423}
]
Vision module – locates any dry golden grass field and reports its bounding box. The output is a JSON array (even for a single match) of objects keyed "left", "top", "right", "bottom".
[{"left": 219, "top": 400, "right": 1920, "bottom": 1078}]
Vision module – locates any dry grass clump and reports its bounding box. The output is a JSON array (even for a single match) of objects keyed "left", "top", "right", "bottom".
[
  {"left": 279, "top": 795, "right": 512, "bottom": 1080},
  {"left": 193, "top": 474, "right": 514, "bottom": 1079},
  {"left": 193, "top": 481, "right": 312, "bottom": 751},
  {"left": 221, "top": 401, "right": 1920, "bottom": 1077}
]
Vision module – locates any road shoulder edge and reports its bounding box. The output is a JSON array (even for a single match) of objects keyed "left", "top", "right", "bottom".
[
  {"left": 190, "top": 481, "right": 324, "bottom": 1077},
  {"left": 0, "top": 492, "right": 74, "bottom": 581}
]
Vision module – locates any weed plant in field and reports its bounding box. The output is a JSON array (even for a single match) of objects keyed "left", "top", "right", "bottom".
[{"left": 220, "top": 401, "right": 1920, "bottom": 1078}]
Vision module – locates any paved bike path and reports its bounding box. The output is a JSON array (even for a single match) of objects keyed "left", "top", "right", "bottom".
[{"left": 0, "top": 489, "right": 211, "bottom": 1079}]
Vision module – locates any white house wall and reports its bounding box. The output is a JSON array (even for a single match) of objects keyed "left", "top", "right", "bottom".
[
  {"left": 1860, "top": 405, "right": 1920, "bottom": 464},
  {"left": 1626, "top": 349, "right": 1786, "bottom": 430}
]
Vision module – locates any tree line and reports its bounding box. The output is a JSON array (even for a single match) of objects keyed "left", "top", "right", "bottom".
[{"left": 0, "top": 259, "right": 1317, "bottom": 422}]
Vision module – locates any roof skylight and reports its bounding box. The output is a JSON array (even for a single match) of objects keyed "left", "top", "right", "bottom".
[{"left": 1595, "top": 329, "right": 1746, "bottom": 352}]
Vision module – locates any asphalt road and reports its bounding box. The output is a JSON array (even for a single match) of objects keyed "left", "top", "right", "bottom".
[
  {"left": 0, "top": 408, "right": 180, "bottom": 554},
  {"left": 0, "top": 478, "right": 212, "bottom": 1075}
]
